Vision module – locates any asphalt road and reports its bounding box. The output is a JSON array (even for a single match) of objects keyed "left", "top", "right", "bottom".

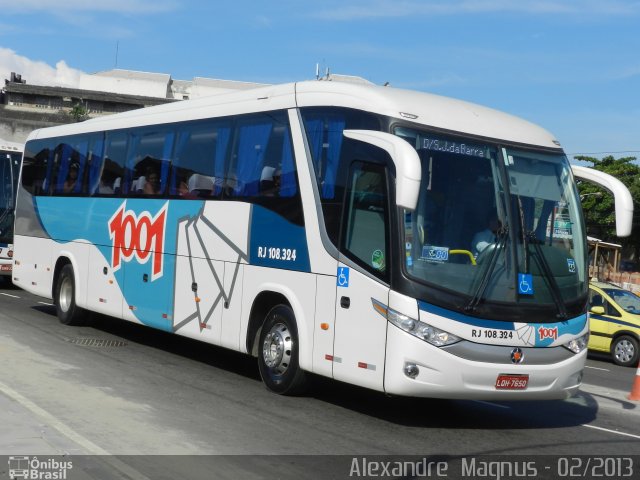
[{"left": 0, "top": 278, "right": 638, "bottom": 479}]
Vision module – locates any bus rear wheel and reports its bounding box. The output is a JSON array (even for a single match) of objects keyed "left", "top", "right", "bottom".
[
  {"left": 258, "top": 305, "right": 307, "bottom": 395},
  {"left": 55, "top": 264, "right": 86, "bottom": 326}
]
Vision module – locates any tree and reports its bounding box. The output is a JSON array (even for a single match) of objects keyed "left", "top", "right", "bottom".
[
  {"left": 69, "top": 102, "right": 88, "bottom": 122},
  {"left": 574, "top": 155, "right": 640, "bottom": 260}
]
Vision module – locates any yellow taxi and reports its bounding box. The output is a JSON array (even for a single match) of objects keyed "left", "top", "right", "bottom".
[{"left": 588, "top": 282, "right": 640, "bottom": 367}]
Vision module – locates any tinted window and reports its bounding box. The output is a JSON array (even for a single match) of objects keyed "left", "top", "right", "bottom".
[
  {"left": 103, "top": 131, "right": 127, "bottom": 195},
  {"left": 301, "top": 107, "right": 383, "bottom": 245},
  {"left": 226, "top": 112, "right": 298, "bottom": 199},
  {"left": 87, "top": 135, "right": 106, "bottom": 195},
  {"left": 342, "top": 162, "right": 390, "bottom": 281},
  {"left": 125, "top": 128, "right": 174, "bottom": 196},
  {"left": 22, "top": 139, "right": 54, "bottom": 195},
  {"left": 20, "top": 110, "right": 303, "bottom": 224},
  {"left": 225, "top": 111, "right": 303, "bottom": 224},
  {"left": 169, "top": 120, "right": 231, "bottom": 198}
]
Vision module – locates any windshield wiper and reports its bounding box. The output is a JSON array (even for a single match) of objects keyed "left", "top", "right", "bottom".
[
  {"left": 517, "top": 196, "right": 529, "bottom": 273},
  {"left": 527, "top": 232, "right": 568, "bottom": 319},
  {"left": 465, "top": 225, "right": 509, "bottom": 312}
]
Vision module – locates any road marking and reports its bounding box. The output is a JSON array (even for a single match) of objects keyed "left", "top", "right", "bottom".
[
  {"left": 38, "top": 301, "right": 54, "bottom": 306},
  {"left": 0, "top": 292, "right": 20, "bottom": 298},
  {"left": 0, "top": 379, "right": 110, "bottom": 454},
  {"left": 0, "top": 380, "right": 150, "bottom": 480},
  {"left": 582, "top": 424, "right": 640, "bottom": 440},
  {"left": 584, "top": 365, "right": 610, "bottom": 372}
]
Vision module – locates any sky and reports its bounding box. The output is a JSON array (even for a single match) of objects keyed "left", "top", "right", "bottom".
[{"left": 0, "top": 0, "right": 639, "bottom": 161}]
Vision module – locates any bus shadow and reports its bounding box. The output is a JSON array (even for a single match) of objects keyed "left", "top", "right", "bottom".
[
  {"left": 305, "top": 376, "right": 601, "bottom": 430},
  {"left": 88, "top": 311, "right": 261, "bottom": 381},
  {"left": 0, "top": 278, "right": 21, "bottom": 290},
  {"left": 28, "top": 304, "right": 262, "bottom": 382},
  {"left": 28, "top": 306, "right": 600, "bottom": 430}
]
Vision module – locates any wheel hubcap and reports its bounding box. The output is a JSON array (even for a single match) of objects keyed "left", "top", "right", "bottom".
[
  {"left": 59, "top": 277, "right": 73, "bottom": 313},
  {"left": 614, "top": 339, "right": 635, "bottom": 364},
  {"left": 262, "top": 322, "right": 292, "bottom": 375}
]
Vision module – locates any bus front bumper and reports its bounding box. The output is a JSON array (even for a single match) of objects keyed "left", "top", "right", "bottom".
[{"left": 383, "top": 324, "right": 586, "bottom": 400}]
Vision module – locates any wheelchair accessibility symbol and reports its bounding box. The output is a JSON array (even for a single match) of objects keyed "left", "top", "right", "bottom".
[
  {"left": 518, "top": 273, "right": 534, "bottom": 295},
  {"left": 337, "top": 267, "right": 350, "bottom": 287}
]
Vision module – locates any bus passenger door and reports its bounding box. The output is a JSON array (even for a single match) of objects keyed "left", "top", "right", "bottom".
[{"left": 332, "top": 161, "right": 391, "bottom": 392}]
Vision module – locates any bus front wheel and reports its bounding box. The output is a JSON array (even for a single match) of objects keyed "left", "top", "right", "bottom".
[
  {"left": 257, "top": 305, "right": 307, "bottom": 395},
  {"left": 55, "top": 264, "right": 86, "bottom": 326}
]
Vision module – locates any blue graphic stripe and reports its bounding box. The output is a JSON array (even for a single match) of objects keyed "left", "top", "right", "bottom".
[
  {"left": 590, "top": 314, "right": 640, "bottom": 331},
  {"left": 33, "top": 197, "right": 311, "bottom": 333},
  {"left": 418, "top": 300, "right": 516, "bottom": 330},
  {"left": 248, "top": 206, "right": 310, "bottom": 272},
  {"left": 418, "top": 300, "right": 588, "bottom": 340}
]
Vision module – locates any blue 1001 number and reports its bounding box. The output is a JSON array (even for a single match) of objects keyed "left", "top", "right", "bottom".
[{"left": 257, "top": 246, "right": 297, "bottom": 261}]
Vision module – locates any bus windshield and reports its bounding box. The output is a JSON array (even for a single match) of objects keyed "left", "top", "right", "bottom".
[
  {"left": 397, "top": 127, "right": 587, "bottom": 318},
  {"left": 0, "top": 150, "right": 21, "bottom": 244}
]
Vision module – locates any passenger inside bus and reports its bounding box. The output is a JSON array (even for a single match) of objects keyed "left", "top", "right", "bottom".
[
  {"left": 260, "top": 166, "right": 280, "bottom": 197},
  {"left": 472, "top": 216, "right": 500, "bottom": 259},
  {"left": 142, "top": 167, "right": 161, "bottom": 195},
  {"left": 63, "top": 163, "right": 79, "bottom": 194}
]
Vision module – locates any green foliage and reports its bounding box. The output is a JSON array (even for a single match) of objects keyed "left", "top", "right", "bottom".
[
  {"left": 69, "top": 103, "right": 88, "bottom": 122},
  {"left": 574, "top": 155, "right": 640, "bottom": 258}
]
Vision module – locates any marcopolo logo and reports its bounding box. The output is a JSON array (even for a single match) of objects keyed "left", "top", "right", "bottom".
[
  {"left": 108, "top": 201, "right": 168, "bottom": 281},
  {"left": 8, "top": 456, "right": 73, "bottom": 479}
]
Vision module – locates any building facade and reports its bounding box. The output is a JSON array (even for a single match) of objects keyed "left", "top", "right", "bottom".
[{"left": 0, "top": 70, "right": 268, "bottom": 145}]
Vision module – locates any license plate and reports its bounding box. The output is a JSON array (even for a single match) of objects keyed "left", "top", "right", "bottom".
[
  {"left": 0, "top": 264, "right": 11, "bottom": 271},
  {"left": 495, "top": 374, "right": 529, "bottom": 390}
]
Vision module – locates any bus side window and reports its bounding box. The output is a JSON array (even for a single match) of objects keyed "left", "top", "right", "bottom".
[
  {"left": 47, "top": 142, "right": 79, "bottom": 195},
  {"left": 341, "top": 161, "right": 390, "bottom": 280},
  {"left": 22, "top": 140, "right": 53, "bottom": 196},
  {"left": 301, "top": 108, "right": 383, "bottom": 247},
  {"left": 66, "top": 138, "right": 89, "bottom": 195},
  {"left": 229, "top": 119, "right": 273, "bottom": 197},
  {"left": 87, "top": 135, "right": 106, "bottom": 195},
  {"left": 170, "top": 120, "right": 229, "bottom": 198},
  {"left": 126, "top": 128, "right": 174, "bottom": 197},
  {"left": 104, "top": 132, "right": 127, "bottom": 196}
]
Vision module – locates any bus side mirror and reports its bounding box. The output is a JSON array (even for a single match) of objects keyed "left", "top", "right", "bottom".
[
  {"left": 343, "top": 130, "right": 421, "bottom": 210},
  {"left": 571, "top": 165, "right": 634, "bottom": 237},
  {"left": 590, "top": 306, "right": 605, "bottom": 315}
]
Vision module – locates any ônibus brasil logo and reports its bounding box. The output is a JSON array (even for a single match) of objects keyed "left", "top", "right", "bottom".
[{"left": 108, "top": 201, "right": 168, "bottom": 281}]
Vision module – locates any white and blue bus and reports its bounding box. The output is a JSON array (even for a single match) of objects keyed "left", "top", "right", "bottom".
[
  {"left": 0, "top": 139, "right": 22, "bottom": 279},
  {"left": 13, "top": 81, "right": 632, "bottom": 399}
]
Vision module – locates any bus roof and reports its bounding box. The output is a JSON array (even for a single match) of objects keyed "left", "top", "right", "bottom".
[{"left": 26, "top": 81, "right": 561, "bottom": 150}]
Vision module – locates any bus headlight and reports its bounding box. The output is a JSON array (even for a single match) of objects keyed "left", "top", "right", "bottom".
[
  {"left": 563, "top": 332, "right": 589, "bottom": 354},
  {"left": 384, "top": 305, "right": 461, "bottom": 347}
]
